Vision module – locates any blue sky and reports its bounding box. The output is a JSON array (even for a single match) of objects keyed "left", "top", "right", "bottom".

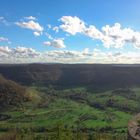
[{"left": 1, "top": 0, "right": 140, "bottom": 63}]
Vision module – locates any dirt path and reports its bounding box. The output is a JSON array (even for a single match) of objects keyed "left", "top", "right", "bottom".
[{"left": 24, "top": 108, "right": 73, "bottom": 116}]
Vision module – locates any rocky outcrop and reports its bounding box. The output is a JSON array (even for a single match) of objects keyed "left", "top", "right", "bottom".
[{"left": 128, "top": 113, "right": 140, "bottom": 140}]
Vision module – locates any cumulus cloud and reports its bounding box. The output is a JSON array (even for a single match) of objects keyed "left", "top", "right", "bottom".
[
  {"left": 0, "top": 46, "right": 11, "bottom": 56},
  {"left": 82, "top": 48, "right": 90, "bottom": 55},
  {"left": 44, "top": 38, "right": 66, "bottom": 48},
  {"left": 33, "top": 31, "right": 41, "bottom": 37},
  {"left": 0, "top": 46, "right": 40, "bottom": 62},
  {"left": 3, "top": 46, "right": 39, "bottom": 57},
  {"left": 15, "top": 20, "right": 44, "bottom": 36},
  {"left": 2, "top": 16, "right": 140, "bottom": 63},
  {"left": 1, "top": 46, "right": 140, "bottom": 63},
  {"left": 59, "top": 16, "right": 140, "bottom": 48},
  {"left": 84, "top": 25, "right": 103, "bottom": 40},
  {"left": 60, "top": 16, "right": 86, "bottom": 35},
  {"left": 83, "top": 23, "right": 140, "bottom": 48},
  {"left": 24, "top": 16, "right": 36, "bottom": 20},
  {"left": 53, "top": 26, "right": 59, "bottom": 33},
  {"left": 100, "top": 23, "right": 140, "bottom": 48},
  {"left": 13, "top": 46, "right": 40, "bottom": 58}
]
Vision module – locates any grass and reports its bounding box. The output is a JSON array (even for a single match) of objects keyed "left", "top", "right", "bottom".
[{"left": 0, "top": 86, "right": 140, "bottom": 139}]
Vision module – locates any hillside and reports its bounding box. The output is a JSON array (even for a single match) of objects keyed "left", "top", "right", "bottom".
[
  {"left": 0, "top": 64, "right": 140, "bottom": 139},
  {"left": 0, "top": 74, "right": 28, "bottom": 109},
  {"left": 0, "top": 64, "right": 140, "bottom": 90}
]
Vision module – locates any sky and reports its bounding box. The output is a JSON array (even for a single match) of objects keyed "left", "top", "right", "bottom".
[{"left": 1, "top": 0, "right": 140, "bottom": 63}]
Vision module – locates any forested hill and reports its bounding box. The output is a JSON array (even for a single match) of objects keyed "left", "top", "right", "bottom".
[
  {"left": 0, "top": 64, "right": 140, "bottom": 89},
  {"left": 0, "top": 74, "right": 28, "bottom": 108}
]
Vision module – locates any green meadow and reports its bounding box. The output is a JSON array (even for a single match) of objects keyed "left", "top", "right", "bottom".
[{"left": 1, "top": 86, "right": 140, "bottom": 139}]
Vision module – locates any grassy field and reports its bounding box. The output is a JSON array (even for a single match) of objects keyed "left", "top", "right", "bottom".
[{"left": 0, "top": 86, "right": 140, "bottom": 139}]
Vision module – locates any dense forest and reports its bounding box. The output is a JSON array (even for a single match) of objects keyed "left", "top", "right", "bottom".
[{"left": 1, "top": 64, "right": 140, "bottom": 89}]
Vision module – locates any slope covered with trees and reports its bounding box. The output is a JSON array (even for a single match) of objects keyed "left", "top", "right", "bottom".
[
  {"left": 0, "top": 64, "right": 140, "bottom": 90},
  {"left": 0, "top": 74, "right": 28, "bottom": 108}
]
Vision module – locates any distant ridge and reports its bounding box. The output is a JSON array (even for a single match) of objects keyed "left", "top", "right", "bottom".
[{"left": 0, "top": 64, "right": 140, "bottom": 89}]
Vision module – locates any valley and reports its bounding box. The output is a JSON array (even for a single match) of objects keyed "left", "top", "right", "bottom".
[{"left": 0, "top": 64, "right": 140, "bottom": 139}]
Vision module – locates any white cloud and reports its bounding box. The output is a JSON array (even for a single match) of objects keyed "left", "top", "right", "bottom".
[
  {"left": 60, "top": 16, "right": 86, "bottom": 35},
  {"left": 45, "top": 32, "right": 53, "bottom": 40},
  {"left": 15, "top": 20, "right": 44, "bottom": 36},
  {"left": 47, "top": 24, "right": 52, "bottom": 29},
  {"left": 0, "top": 46, "right": 11, "bottom": 55},
  {"left": 13, "top": 46, "right": 40, "bottom": 57},
  {"left": 82, "top": 48, "right": 90, "bottom": 55},
  {"left": 1, "top": 46, "right": 140, "bottom": 63},
  {"left": 53, "top": 26, "right": 59, "bottom": 33},
  {"left": 100, "top": 23, "right": 140, "bottom": 48},
  {"left": 33, "top": 31, "right": 40, "bottom": 37},
  {"left": 84, "top": 25, "right": 103, "bottom": 40},
  {"left": 0, "top": 37, "right": 9, "bottom": 42},
  {"left": 59, "top": 16, "right": 140, "bottom": 48},
  {"left": 44, "top": 38, "right": 66, "bottom": 48},
  {"left": 0, "top": 46, "right": 40, "bottom": 59},
  {"left": 24, "top": 16, "right": 36, "bottom": 20}
]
